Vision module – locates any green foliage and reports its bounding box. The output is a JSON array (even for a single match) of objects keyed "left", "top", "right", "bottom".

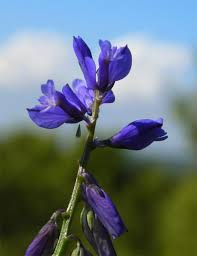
[
  {"left": 175, "top": 93, "right": 197, "bottom": 149},
  {"left": 160, "top": 173, "right": 197, "bottom": 256},
  {"left": 0, "top": 131, "right": 196, "bottom": 256}
]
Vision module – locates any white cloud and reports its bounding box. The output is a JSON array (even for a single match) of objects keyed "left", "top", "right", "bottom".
[
  {"left": 112, "top": 34, "right": 191, "bottom": 102},
  {"left": 0, "top": 31, "right": 78, "bottom": 88},
  {"left": 0, "top": 31, "right": 191, "bottom": 98}
]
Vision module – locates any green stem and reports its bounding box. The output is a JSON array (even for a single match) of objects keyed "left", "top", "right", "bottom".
[{"left": 52, "top": 90, "right": 101, "bottom": 256}]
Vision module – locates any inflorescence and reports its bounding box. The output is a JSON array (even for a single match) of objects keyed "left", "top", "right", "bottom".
[{"left": 25, "top": 36, "right": 168, "bottom": 256}]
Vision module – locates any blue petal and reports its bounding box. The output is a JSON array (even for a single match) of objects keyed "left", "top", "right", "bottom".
[
  {"left": 73, "top": 36, "right": 96, "bottom": 89},
  {"left": 62, "top": 84, "right": 87, "bottom": 113},
  {"left": 72, "top": 79, "right": 94, "bottom": 114},
  {"left": 38, "top": 95, "right": 48, "bottom": 105},
  {"left": 28, "top": 80, "right": 87, "bottom": 128},
  {"left": 110, "top": 118, "right": 167, "bottom": 150},
  {"left": 41, "top": 80, "right": 55, "bottom": 97},
  {"left": 98, "top": 43, "right": 110, "bottom": 91},
  {"left": 25, "top": 219, "right": 57, "bottom": 256},
  {"left": 73, "top": 36, "right": 92, "bottom": 60},
  {"left": 129, "top": 118, "right": 163, "bottom": 132},
  {"left": 108, "top": 46, "right": 132, "bottom": 84},
  {"left": 99, "top": 40, "right": 112, "bottom": 57},
  {"left": 102, "top": 90, "right": 115, "bottom": 104},
  {"left": 83, "top": 57, "right": 97, "bottom": 89},
  {"left": 27, "top": 106, "right": 75, "bottom": 129},
  {"left": 98, "top": 40, "right": 132, "bottom": 91},
  {"left": 82, "top": 183, "right": 127, "bottom": 239}
]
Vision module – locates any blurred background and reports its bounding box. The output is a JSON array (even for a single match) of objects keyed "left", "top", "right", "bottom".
[{"left": 0, "top": 0, "right": 197, "bottom": 255}]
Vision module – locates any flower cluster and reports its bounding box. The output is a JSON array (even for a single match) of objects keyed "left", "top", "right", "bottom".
[
  {"left": 26, "top": 36, "right": 168, "bottom": 255},
  {"left": 27, "top": 36, "right": 131, "bottom": 129},
  {"left": 73, "top": 36, "right": 132, "bottom": 92},
  {"left": 27, "top": 36, "right": 167, "bottom": 151},
  {"left": 27, "top": 79, "right": 114, "bottom": 129}
]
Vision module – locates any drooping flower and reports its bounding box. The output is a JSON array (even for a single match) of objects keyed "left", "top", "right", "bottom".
[
  {"left": 96, "top": 118, "right": 168, "bottom": 150},
  {"left": 27, "top": 80, "right": 89, "bottom": 129},
  {"left": 81, "top": 207, "right": 117, "bottom": 256},
  {"left": 25, "top": 210, "right": 62, "bottom": 256},
  {"left": 81, "top": 172, "right": 127, "bottom": 239},
  {"left": 73, "top": 36, "right": 132, "bottom": 92},
  {"left": 98, "top": 40, "right": 132, "bottom": 91}
]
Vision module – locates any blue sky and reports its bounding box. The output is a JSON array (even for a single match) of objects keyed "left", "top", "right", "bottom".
[
  {"left": 0, "top": 0, "right": 196, "bottom": 45},
  {"left": 0, "top": 0, "right": 196, "bottom": 158}
]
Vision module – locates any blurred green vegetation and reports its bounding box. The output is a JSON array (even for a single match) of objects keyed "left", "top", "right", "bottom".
[{"left": 0, "top": 98, "right": 197, "bottom": 256}]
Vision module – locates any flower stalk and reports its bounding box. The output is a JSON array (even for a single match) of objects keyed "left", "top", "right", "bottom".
[{"left": 52, "top": 90, "right": 102, "bottom": 256}]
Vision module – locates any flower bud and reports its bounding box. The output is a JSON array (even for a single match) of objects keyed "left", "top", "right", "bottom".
[
  {"left": 81, "top": 172, "right": 127, "bottom": 239},
  {"left": 81, "top": 207, "right": 117, "bottom": 256},
  {"left": 95, "top": 118, "right": 168, "bottom": 150},
  {"left": 25, "top": 210, "right": 62, "bottom": 256}
]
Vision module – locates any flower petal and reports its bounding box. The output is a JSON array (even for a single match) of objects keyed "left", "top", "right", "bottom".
[
  {"left": 108, "top": 46, "right": 132, "bottom": 83},
  {"left": 98, "top": 42, "right": 110, "bottom": 91},
  {"left": 82, "top": 181, "right": 127, "bottom": 239},
  {"left": 38, "top": 95, "right": 48, "bottom": 106},
  {"left": 102, "top": 90, "right": 115, "bottom": 104},
  {"left": 72, "top": 79, "right": 94, "bottom": 114},
  {"left": 41, "top": 80, "right": 56, "bottom": 97},
  {"left": 27, "top": 106, "right": 75, "bottom": 129},
  {"left": 73, "top": 36, "right": 92, "bottom": 59},
  {"left": 99, "top": 40, "right": 112, "bottom": 57},
  {"left": 62, "top": 84, "right": 87, "bottom": 113},
  {"left": 73, "top": 36, "right": 96, "bottom": 89},
  {"left": 98, "top": 40, "right": 132, "bottom": 91},
  {"left": 107, "top": 118, "right": 168, "bottom": 150},
  {"left": 83, "top": 57, "right": 97, "bottom": 89},
  {"left": 25, "top": 219, "right": 57, "bottom": 256}
]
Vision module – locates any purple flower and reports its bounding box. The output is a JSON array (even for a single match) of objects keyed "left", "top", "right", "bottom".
[
  {"left": 73, "top": 36, "right": 97, "bottom": 89},
  {"left": 27, "top": 80, "right": 89, "bottom": 129},
  {"left": 73, "top": 79, "right": 115, "bottom": 115},
  {"left": 73, "top": 36, "right": 132, "bottom": 92},
  {"left": 81, "top": 207, "right": 117, "bottom": 256},
  {"left": 97, "top": 118, "right": 168, "bottom": 150},
  {"left": 25, "top": 212, "right": 59, "bottom": 256},
  {"left": 81, "top": 172, "right": 127, "bottom": 239},
  {"left": 98, "top": 40, "right": 132, "bottom": 91}
]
